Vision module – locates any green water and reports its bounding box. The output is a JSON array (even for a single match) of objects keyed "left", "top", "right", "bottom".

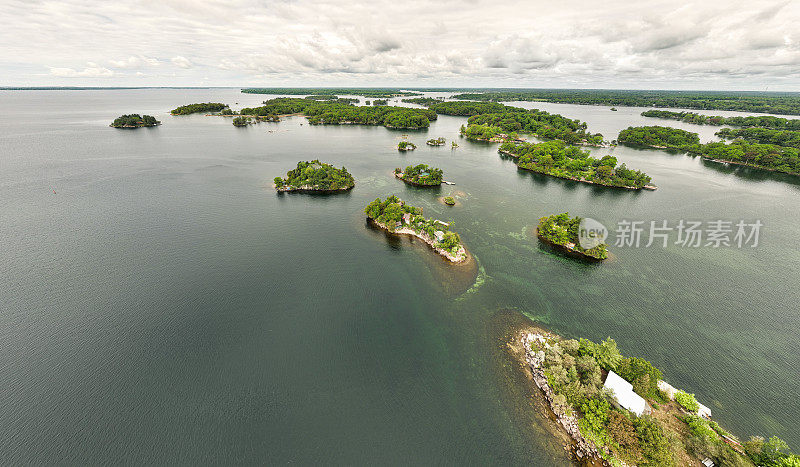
[{"left": 1, "top": 89, "right": 798, "bottom": 463}]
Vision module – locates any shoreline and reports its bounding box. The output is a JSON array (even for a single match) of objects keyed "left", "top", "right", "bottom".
[
  {"left": 275, "top": 183, "right": 354, "bottom": 194},
  {"left": 367, "top": 217, "right": 467, "bottom": 264},
  {"left": 499, "top": 150, "right": 657, "bottom": 191},
  {"left": 536, "top": 230, "right": 606, "bottom": 262},
  {"left": 394, "top": 172, "right": 442, "bottom": 187}
]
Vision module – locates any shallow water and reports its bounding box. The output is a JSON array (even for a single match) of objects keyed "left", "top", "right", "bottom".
[{"left": 1, "top": 89, "right": 798, "bottom": 463}]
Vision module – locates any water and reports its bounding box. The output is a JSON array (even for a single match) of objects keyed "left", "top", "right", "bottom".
[{"left": 1, "top": 89, "right": 798, "bottom": 463}]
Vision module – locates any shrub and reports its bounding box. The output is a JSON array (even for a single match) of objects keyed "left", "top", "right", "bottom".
[{"left": 675, "top": 391, "right": 700, "bottom": 413}]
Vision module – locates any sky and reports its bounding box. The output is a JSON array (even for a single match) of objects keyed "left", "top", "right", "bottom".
[{"left": 1, "top": 0, "right": 799, "bottom": 90}]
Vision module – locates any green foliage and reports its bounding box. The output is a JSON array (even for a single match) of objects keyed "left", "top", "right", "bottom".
[
  {"left": 501, "top": 140, "right": 652, "bottom": 189},
  {"left": 616, "top": 357, "right": 662, "bottom": 400},
  {"left": 401, "top": 97, "right": 443, "bottom": 106},
  {"left": 444, "top": 196, "right": 456, "bottom": 205},
  {"left": 608, "top": 411, "right": 643, "bottom": 464},
  {"left": 232, "top": 116, "right": 250, "bottom": 126},
  {"left": 675, "top": 391, "right": 700, "bottom": 413},
  {"left": 111, "top": 114, "right": 159, "bottom": 128},
  {"left": 744, "top": 436, "right": 800, "bottom": 466},
  {"left": 578, "top": 398, "right": 612, "bottom": 446},
  {"left": 430, "top": 101, "right": 513, "bottom": 116},
  {"left": 642, "top": 110, "right": 800, "bottom": 129},
  {"left": 580, "top": 338, "right": 623, "bottom": 371},
  {"left": 449, "top": 90, "right": 800, "bottom": 115},
  {"left": 467, "top": 110, "right": 603, "bottom": 145},
  {"left": 365, "top": 198, "right": 461, "bottom": 255},
  {"left": 617, "top": 125, "right": 700, "bottom": 149},
  {"left": 401, "top": 164, "right": 443, "bottom": 185},
  {"left": 372, "top": 99, "right": 388, "bottom": 106},
  {"left": 634, "top": 416, "right": 676, "bottom": 466},
  {"left": 717, "top": 127, "right": 800, "bottom": 149},
  {"left": 241, "top": 88, "right": 421, "bottom": 98},
  {"left": 275, "top": 160, "right": 354, "bottom": 191},
  {"left": 397, "top": 141, "right": 417, "bottom": 150},
  {"left": 427, "top": 137, "right": 446, "bottom": 146},
  {"left": 688, "top": 140, "right": 800, "bottom": 175},
  {"left": 537, "top": 212, "right": 609, "bottom": 260},
  {"left": 170, "top": 103, "right": 228, "bottom": 115}
]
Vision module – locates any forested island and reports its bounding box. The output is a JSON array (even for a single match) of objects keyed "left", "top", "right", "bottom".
[
  {"left": 617, "top": 126, "right": 700, "bottom": 150},
  {"left": 273, "top": 160, "right": 354, "bottom": 193},
  {"left": 448, "top": 90, "right": 800, "bottom": 115},
  {"left": 518, "top": 327, "right": 800, "bottom": 466},
  {"left": 170, "top": 103, "right": 229, "bottom": 115},
  {"left": 232, "top": 116, "right": 252, "bottom": 126},
  {"left": 641, "top": 110, "right": 800, "bottom": 130},
  {"left": 394, "top": 164, "right": 443, "bottom": 186},
  {"left": 398, "top": 141, "right": 416, "bottom": 151},
  {"left": 716, "top": 128, "right": 800, "bottom": 149},
  {"left": 237, "top": 98, "right": 436, "bottom": 129},
  {"left": 499, "top": 140, "right": 654, "bottom": 189},
  {"left": 537, "top": 213, "right": 608, "bottom": 260},
  {"left": 110, "top": 114, "right": 160, "bottom": 128},
  {"left": 364, "top": 196, "right": 466, "bottom": 263},
  {"left": 689, "top": 141, "right": 800, "bottom": 176},
  {"left": 240, "top": 88, "right": 421, "bottom": 98},
  {"left": 427, "top": 137, "right": 446, "bottom": 146},
  {"left": 371, "top": 99, "right": 388, "bottom": 106}
]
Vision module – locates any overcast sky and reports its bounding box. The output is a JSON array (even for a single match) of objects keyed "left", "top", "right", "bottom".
[{"left": 1, "top": 0, "right": 799, "bottom": 90}]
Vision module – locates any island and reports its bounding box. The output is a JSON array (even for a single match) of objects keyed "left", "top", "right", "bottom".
[
  {"left": 499, "top": 140, "right": 655, "bottom": 190},
  {"left": 427, "top": 137, "right": 446, "bottom": 146},
  {"left": 394, "top": 164, "right": 443, "bottom": 187},
  {"left": 364, "top": 196, "right": 466, "bottom": 263},
  {"left": 372, "top": 99, "right": 388, "bottom": 106},
  {"left": 537, "top": 213, "right": 608, "bottom": 260},
  {"left": 610, "top": 107, "right": 618, "bottom": 111},
  {"left": 716, "top": 127, "right": 800, "bottom": 149},
  {"left": 170, "top": 103, "right": 229, "bottom": 115},
  {"left": 232, "top": 116, "right": 251, "bottom": 126},
  {"left": 110, "top": 114, "right": 160, "bottom": 128},
  {"left": 443, "top": 196, "right": 456, "bottom": 206},
  {"left": 641, "top": 110, "right": 800, "bottom": 130},
  {"left": 273, "top": 160, "right": 355, "bottom": 193},
  {"left": 617, "top": 126, "right": 700, "bottom": 150},
  {"left": 688, "top": 141, "right": 800, "bottom": 176},
  {"left": 240, "top": 88, "right": 421, "bottom": 98},
  {"left": 398, "top": 141, "right": 416, "bottom": 151},
  {"left": 516, "top": 325, "right": 800, "bottom": 466}
]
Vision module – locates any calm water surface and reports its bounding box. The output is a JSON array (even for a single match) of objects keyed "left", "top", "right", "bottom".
[{"left": 1, "top": 89, "right": 798, "bottom": 463}]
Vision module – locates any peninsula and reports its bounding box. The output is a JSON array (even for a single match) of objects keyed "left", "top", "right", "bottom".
[
  {"left": 499, "top": 140, "right": 655, "bottom": 190},
  {"left": 110, "top": 114, "right": 160, "bottom": 128},
  {"left": 394, "top": 164, "right": 443, "bottom": 187},
  {"left": 274, "top": 160, "right": 354, "bottom": 193},
  {"left": 537, "top": 213, "right": 608, "bottom": 260},
  {"left": 365, "top": 196, "right": 466, "bottom": 263}
]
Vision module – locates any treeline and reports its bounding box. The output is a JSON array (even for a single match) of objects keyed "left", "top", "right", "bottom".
[
  {"left": 274, "top": 160, "right": 354, "bottom": 191},
  {"left": 449, "top": 90, "right": 800, "bottom": 115},
  {"left": 531, "top": 332, "right": 800, "bottom": 466},
  {"left": 717, "top": 128, "right": 800, "bottom": 149},
  {"left": 111, "top": 114, "right": 160, "bottom": 128},
  {"left": 240, "top": 88, "right": 421, "bottom": 98},
  {"left": 429, "top": 101, "right": 515, "bottom": 116},
  {"left": 305, "top": 95, "right": 359, "bottom": 104},
  {"left": 500, "top": 140, "right": 652, "bottom": 189},
  {"left": 468, "top": 110, "right": 604, "bottom": 145},
  {"left": 239, "top": 98, "right": 436, "bottom": 129},
  {"left": 402, "top": 97, "right": 443, "bottom": 106},
  {"left": 641, "top": 110, "right": 800, "bottom": 130},
  {"left": 617, "top": 126, "right": 700, "bottom": 150},
  {"left": 396, "top": 164, "right": 443, "bottom": 185},
  {"left": 538, "top": 213, "right": 608, "bottom": 259},
  {"left": 689, "top": 141, "right": 800, "bottom": 175},
  {"left": 170, "top": 103, "right": 228, "bottom": 115}
]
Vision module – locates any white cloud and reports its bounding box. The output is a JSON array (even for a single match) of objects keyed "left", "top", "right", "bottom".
[
  {"left": 2, "top": 0, "right": 800, "bottom": 88},
  {"left": 49, "top": 63, "right": 114, "bottom": 78},
  {"left": 171, "top": 56, "right": 193, "bottom": 69}
]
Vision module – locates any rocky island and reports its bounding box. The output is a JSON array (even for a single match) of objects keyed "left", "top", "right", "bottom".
[
  {"left": 427, "top": 137, "right": 446, "bottom": 146},
  {"left": 537, "top": 213, "right": 609, "bottom": 260},
  {"left": 274, "top": 160, "right": 354, "bottom": 193},
  {"left": 515, "top": 324, "right": 799, "bottom": 466},
  {"left": 398, "top": 141, "right": 416, "bottom": 151},
  {"left": 365, "top": 196, "right": 466, "bottom": 263},
  {"left": 394, "top": 164, "right": 443, "bottom": 187},
  {"left": 110, "top": 114, "right": 160, "bottom": 128}
]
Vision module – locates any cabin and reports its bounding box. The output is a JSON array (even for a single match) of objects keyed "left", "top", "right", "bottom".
[
  {"left": 434, "top": 231, "right": 445, "bottom": 242},
  {"left": 604, "top": 371, "right": 650, "bottom": 417}
]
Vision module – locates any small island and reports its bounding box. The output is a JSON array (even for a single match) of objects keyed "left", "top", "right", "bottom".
[
  {"left": 443, "top": 196, "right": 456, "bottom": 206},
  {"left": 617, "top": 125, "right": 700, "bottom": 150},
  {"left": 170, "top": 103, "right": 229, "bottom": 115},
  {"left": 232, "top": 116, "right": 252, "bottom": 126},
  {"left": 537, "top": 213, "right": 608, "bottom": 260},
  {"left": 499, "top": 140, "right": 655, "bottom": 190},
  {"left": 398, "top": 141, "right": 416, "bottom": 151},
  {"left": 274, "top": 160, "right": 355, "bottom": 193},
  {"left": 110, "top": 114, "right": 160, "bottom": 128},
  {"left": 427, "top": 137, "right": 446, "bottom": 146},
  {"left": 394, "top": 164, "right": 443, "bottom": 187},
  {"left": 364, "top": 196, "right": 466, "bottom": 263},
  {"left": 517, "top": 325, "right": 799, "bottom": 466}
]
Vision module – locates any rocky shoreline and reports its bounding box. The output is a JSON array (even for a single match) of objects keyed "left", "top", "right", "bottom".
[
  {"left": 276, "top": 184, "right": 354, "bottom": 194},
  {"left": 368, "top": 217, "right": 467, "bottom": 263},
  {"left": 520, "top": 330, "right": 604, "bottom": 464}
]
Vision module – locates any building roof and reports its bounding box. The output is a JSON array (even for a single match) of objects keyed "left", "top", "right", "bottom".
[{"left": 604, "top": 371, "right": 648, "bottom": 416}]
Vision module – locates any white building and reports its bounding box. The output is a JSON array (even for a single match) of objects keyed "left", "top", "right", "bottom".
[{"left": 604, "top": 371, "right": 649, "bottom": 416}]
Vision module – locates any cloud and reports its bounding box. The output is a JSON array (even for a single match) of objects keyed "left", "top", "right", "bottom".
[
  {"left": 49, "top": 63, "right": 114, "bottom": 78},
  {"left": 2, "top": 0, "right": 799, "bottom": 88},
  {"left": 171, "top": 56, "right": 193, "bottom": 69}
]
